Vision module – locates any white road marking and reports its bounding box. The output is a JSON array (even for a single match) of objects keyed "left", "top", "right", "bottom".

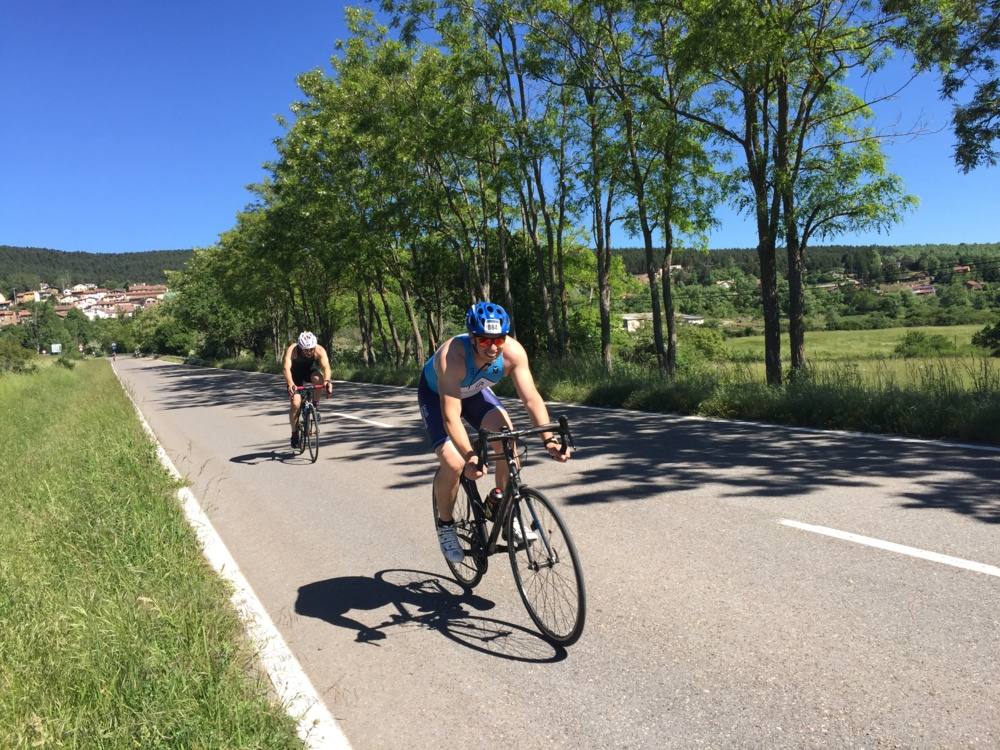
[
  {"left": 779, "top": 519, "right": 1000, "bottom": 578},
  {"left": 329, "top": 412, "right": 392, "bottom": 428},
  {"left": 115, "top": 367, "right": 353, "bottom": 750}
]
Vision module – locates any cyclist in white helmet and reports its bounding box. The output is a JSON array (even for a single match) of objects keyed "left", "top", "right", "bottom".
[{"left": 283, "top": 331, "right": 333, "bottom": 449}]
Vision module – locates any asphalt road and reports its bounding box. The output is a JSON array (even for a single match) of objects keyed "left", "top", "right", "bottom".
[{"left": 115, "top": 358, "right": 1000, "bottom": 749}]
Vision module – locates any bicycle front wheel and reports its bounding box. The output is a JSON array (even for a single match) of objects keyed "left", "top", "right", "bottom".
[
  {"left": 297, "top": 409, "right": 308, "bottom": 456},
  {"left": 305, "top": 406, "right": 319, "bottom": 463},
  {"left": 432, "top": 470, "right": 486, "bottom": 589},
  {"left": 507, "top": 487, "right": 586, "bottom": 645}
]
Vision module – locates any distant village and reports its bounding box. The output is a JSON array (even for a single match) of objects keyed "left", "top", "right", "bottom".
[{"left": 0, "top": 282, "right": 169, "bottom": 328}]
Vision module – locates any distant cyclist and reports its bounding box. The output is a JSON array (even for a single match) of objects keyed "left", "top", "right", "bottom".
[
  {"left": 110, "top": 342, "right": 117, "bottom": 361},
  {"left": 283, "top": 331, "right": 333, "bottom": 449},
  {"left": 418, "top": 301, "right": 570, "bottom": 563}
]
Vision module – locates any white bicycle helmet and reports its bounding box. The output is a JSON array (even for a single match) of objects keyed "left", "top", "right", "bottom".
[{"left": 297, "top": 331, "right": 318, "bottom": 349}]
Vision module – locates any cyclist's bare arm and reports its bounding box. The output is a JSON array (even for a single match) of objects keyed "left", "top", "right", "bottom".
[
  {"left": 507, "top": 340, "right": 571, "bottom": 461},
  {"left": 436, "top": 340, "right": 483, "bottom": 476},
  {"left": 316, "top": 346, "right": 333, "bottom": 389},
  {"left": 281, "top": 343, "right": 297, "bottom": 395}
]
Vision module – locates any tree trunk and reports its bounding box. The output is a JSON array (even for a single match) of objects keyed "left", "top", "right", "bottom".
[
  {"left": 375, "top": 277, "right": 403, "bottom": 367},
  {"left": 399, "top": 284, "right": 424, "bottom": 367},
  {"left": 368, "top": 293, "right": 391, "bottom": 363},
  {"left": 584, "top": 82, "right": 614, "bottom": 375},
  {"left": 496, "top": 206, "right": 516, "bottom": 337},
  {"left": 623, "top": 107, "right": 667, "bottom": 376},
  {"left": 661, "top": 216, "right": 677, "bottom": 378},
  {"left": 784, "top": 213, "right": 806, "bottom": 372},
  {"left": 357, "top": 289, "right": 373, "bottom": 367}
]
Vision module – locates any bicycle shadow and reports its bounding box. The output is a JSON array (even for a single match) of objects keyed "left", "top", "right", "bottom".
[
  {"left": 229, "top": 450, "right": 280, "bottom": 465},
  {"left": 295, "top": 569, "right": 567, "bottom": 663},
  {"left": 229, "top": 447, "right": 327, "bottom": 465}
]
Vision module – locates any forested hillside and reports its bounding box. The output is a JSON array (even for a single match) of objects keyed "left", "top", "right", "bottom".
[
  {"left": 0, "top": 246, "right": 193, "bottom": 290},
  {"left": 615, "top": 243, "right": 1000, "bottom": 280}
]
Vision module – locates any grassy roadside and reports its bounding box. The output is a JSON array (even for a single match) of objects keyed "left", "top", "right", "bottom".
[
  {"left": 0, "top": 360, "right": 302, "bottom": 748},
  {"left": 725, "top": 324, "right": 986, "bottom": 361}
]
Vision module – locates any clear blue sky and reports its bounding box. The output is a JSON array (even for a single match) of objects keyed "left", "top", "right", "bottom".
[{"left": 1, "top": 1, "right": 997, "bottom": 254}]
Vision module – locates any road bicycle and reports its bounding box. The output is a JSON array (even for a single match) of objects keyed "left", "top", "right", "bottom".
[
  {"left": 432, "top": 416, "right": 586, "bottom": 646},
  {"left": 293, "top": 384, "right": 324, "bottom": 463}
]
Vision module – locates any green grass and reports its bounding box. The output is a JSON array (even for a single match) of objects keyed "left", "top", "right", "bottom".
[
  {"left": 0, "top": 361, "right": 302, "bottom": 749},
  {"left": 724, "top": 324, "right": 984, "bottom": 361}
]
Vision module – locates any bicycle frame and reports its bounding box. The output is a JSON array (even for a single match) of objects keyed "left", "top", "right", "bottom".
[
  {"left": 460, "top": 416, "right": 574, "bottom": 561},
  {"left": 293, "top": 384, "right": 322, "bottom": 416}
]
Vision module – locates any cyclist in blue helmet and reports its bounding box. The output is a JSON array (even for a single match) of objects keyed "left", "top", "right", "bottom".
[{"left": 418, "top": 301, "right": 571, "bottom": 563}]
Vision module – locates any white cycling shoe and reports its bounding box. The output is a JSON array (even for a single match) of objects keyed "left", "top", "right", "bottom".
[
  {"left": 503, "top": 517, "right": 538, "bottom": 546},
  {"left": 437, "top": 523, "right": 464, "bottom": 563}
]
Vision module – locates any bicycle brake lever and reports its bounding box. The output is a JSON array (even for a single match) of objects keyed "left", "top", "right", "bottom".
[{"left": 558, "top": 415, "right": 575, "bottom": 454}]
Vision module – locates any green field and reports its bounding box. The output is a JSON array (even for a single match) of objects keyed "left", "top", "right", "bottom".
[
  {"left": 724, "top": 324, "right": 985, "bottom": 361},
  {"left": 0, "top": 360, "right": 301, "bottom": 748}
]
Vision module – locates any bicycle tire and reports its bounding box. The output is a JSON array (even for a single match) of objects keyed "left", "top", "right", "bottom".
[
  {"left": 431, "top": 469, "right": 486, "bottom": 589},
  {"left": 507, "top": 487, "right": 586, "bottom": 645},
  {"left": 297, "top": 408, "right": 308, "bottom": 456},
  {"left": 306, "top": 405, "right": 319, "bottom": 463}
]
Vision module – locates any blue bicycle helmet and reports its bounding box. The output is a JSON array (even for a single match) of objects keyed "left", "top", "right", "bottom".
[{"left": 465, "top": 301, "right": 511, "bottom": 337}]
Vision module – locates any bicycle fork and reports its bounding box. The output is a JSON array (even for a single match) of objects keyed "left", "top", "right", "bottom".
[{"left": 507, "top": 491, "right": 559, "bottom": 571}]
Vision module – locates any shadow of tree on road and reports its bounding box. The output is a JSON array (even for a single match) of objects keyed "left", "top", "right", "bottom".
[{"left": 137, "top": 362, "right": 1000, "bottom": 526}]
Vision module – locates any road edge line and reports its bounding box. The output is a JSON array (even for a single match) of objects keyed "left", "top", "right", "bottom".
[{"left": 113, "top": 363, "right": 352, "bottom": 750}]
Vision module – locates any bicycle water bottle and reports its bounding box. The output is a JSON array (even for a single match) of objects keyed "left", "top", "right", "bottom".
[{"left": 484, "top": 488, "right": 503, "bottom": 520}]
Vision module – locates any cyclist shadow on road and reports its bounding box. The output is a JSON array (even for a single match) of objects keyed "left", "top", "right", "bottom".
[
  {"left": 230, "top": 450, "right": 282, "bottom": 465},
  {"left": 229, "top": 448, "right": 320, "bottom": 465},
  {"left": 295, "top": 569, "right": 567, "bottom": 663}
]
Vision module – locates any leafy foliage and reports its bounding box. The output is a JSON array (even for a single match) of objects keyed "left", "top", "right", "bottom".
[
  {"left": 0, "top": 338, "right": 35, "bottom": 374},
  {"left": 972, "top": 319, "right": 1000, "bottom": 355}
]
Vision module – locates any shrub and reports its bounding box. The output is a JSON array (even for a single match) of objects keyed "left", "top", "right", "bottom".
[
  {"left": 972, "top": 319, "right": 1000, "bottom": 356},
  {"left": 0, "top": 339, "right": 35, "bottom": 374},
  {"left": 55, "top": 355, "right": 76, "bottom": 370},
  {"left": 678, "top": 325, "right": 727, "bottom": 361},
  {"left": 893, "top": 331, "right": 956, "bottom": 358}
]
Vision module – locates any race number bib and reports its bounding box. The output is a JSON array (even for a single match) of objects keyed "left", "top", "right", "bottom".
[
  {"left": 483, "top": 319, "right": 502, "bottom": 335},
  {"left": 459, "top": 378, "right": 491, "bottom": 398}
]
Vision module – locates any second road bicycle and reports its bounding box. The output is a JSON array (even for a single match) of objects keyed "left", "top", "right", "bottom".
[{"left": 293, "top": 384, "right": 323, "bottom": 463}]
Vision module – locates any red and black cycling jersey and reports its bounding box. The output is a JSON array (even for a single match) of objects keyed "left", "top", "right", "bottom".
[{"left": 290, "top": 345, "right": 320, "bottom": 385}]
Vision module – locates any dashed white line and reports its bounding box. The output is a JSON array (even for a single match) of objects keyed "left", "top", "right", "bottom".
[
  {"left": 329, "top": 412, "right": 392, "bottom": 428},
  {"left": 779, "top": 519, "right": 1000, "bottom": 578}
]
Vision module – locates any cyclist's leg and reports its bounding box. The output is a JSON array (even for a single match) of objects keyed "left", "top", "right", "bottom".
[
  {"left": 433, "top": 441, "right": 465, "bottom": 522},
  {"left": 289, "top": 391, "right": 302, "bottom": 434},
  {"left": 419, "top": 375, "right": 464, "bottom": 522},
  {"left": 309, "top": 369, "right": 325, "bottom": 405},
  {"left": 462, "top": 389, "right": 512, "bottom": 493}
]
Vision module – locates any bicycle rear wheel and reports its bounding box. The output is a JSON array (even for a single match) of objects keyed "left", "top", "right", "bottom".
[
  {"left": 507, "top": 487, "right": 585, "bottom": 645},
  {"left": 432, "top": 470, "right": 486, "bottom": 589},
  {"left": 305, "top": 405, "right": 319, "bottom": 463}
]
